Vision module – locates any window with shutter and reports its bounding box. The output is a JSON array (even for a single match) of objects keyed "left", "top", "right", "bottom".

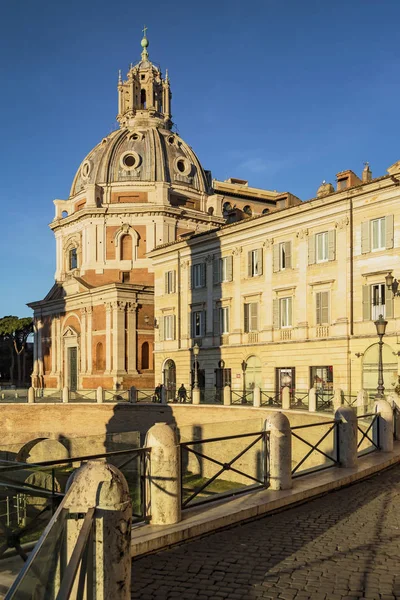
[
  {"left": 165, "top": 271, "right": 175, "bottom": 294},
  {"left": 244, "top": 303, "right": 249, "bottom": 332},
  {"left": 164, "top": 315, "right": 175, "bottom": 340},
  {"left": 280, "top": 297, "right": 292, "bottom": 328},
  {"left": 213, "top": 308, "right": 219, "bottom": 335},
  {"left": 371, "top": 218, "right": 385, "bottom": 251},
  {"left": 213, "top": 258, "right": 220, "bottom": 285},
  {"left": 308, "top": 235, "right": 316, "bottom": 265},
  {"left": 328, "top": 230, "right": 336, "bottom": 261},
  {"left": 225, "top": 255, "right": 233, "bottom": 281},
  {"left": 192, "top": 264, "right": 206, "bottom": 288},
  {"left": 361, "top": 221, "right": 370, "bottom": 254},
  {"left": 316, "top": 291, "right": 329, "bottom": 325},
  {"left": 362, "top": 285, "right": 371, "bottom": 320},
  {"left": 285, "top": 241, "right": 292, "bottom": 269},
  {"left": 248, "top": 249, "right": 262, "bottom": 276},
  {"left": 385, "top": 215, "right": 394, "bottom": 250},
  {"left": 220, "top": 307, "right": 229, "bottom": 334},
  {"left": 316, "top": 232, "right": 328, "bottom": 262},
  {"left": 273, "top": 244, "right": 279, "bottom": 272},
  {"left": 244, "top": 303, "right": 258, "bottom": 332}
]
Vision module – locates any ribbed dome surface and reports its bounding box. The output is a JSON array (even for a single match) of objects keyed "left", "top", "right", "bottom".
[{"left": 70, "top": 125, "right": 209, "bottom": 197}]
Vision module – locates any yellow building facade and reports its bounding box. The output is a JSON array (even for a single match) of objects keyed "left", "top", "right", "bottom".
[{"left": 150, "top": 162, "right": 400, "bottom": 402}]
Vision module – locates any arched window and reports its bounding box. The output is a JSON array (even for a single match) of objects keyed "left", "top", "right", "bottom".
[
  {"left": 141, "top": 342, "right": 149, "bottom": 370},
  {"left": 69, "top": 248, "right": 78, "bottom": 270},
  {"left": 222, "top": 202, "right": 232, "bottom": 217},
  {"left": 140, "top": 89, "right": 147, "bottom": 109},
  {"left": 208, "top": 207, "right": 214, "bottom": 215},
  {"left": 120, "top": 235, "right": 132, "bottom": 260},
  {"left": 243, "top": 205, "right": 253, "bottom": 217},
  {"left": 95, "top": 342, "right": 104, "bottom": 372},
  {"left": 262, "top": 208, "right": 270, "bottom": 215}
]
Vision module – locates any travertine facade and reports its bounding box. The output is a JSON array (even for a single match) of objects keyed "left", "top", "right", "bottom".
[
  {"left": 150, "top": 162, "right": 400, "bottom": 400},
  {"left": 29, "top": 32, "right": 286, "bottom": 392}
]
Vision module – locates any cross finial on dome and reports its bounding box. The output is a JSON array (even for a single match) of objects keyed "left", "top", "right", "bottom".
[{"left": 141, "top": 25, "right": 149, "bottom": 60}]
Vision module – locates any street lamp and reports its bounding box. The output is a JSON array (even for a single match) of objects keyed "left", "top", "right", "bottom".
[
  {"left": 374, "top": 313, "right": 388, "bottom": 399},
  {"left": 193, "top": 343, "right": 200, "bottom": 389},
  {"left": 385, "top": 272, "right": 400, "bottom": 297}
]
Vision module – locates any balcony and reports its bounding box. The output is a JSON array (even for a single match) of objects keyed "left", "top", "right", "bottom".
[
  {"left": 316, "top": 326, "right": 329, "bottom": 338},
  {"left": 280, "top": 329, "right": 292, "bottom": 341},
  {"left": 247, "top": 332, "right": 259, "bottom": 344}
]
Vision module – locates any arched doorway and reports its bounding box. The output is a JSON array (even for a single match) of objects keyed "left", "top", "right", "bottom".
[
  {"left": 163, "top": 359, "right": 176, "bottom": 402},
  {"left": 362, "top": 343, "right": 397, "bottom": 397},
  {"left": 245, "top": 355, "right": 262, "bottom": 389}
]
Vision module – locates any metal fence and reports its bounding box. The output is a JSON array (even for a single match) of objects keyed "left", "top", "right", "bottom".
[
  {"left": 260, "top": 390, "right": 282, "bottom": 408},
  {"left": 291, "top": 419, "right": 339, "bottom": 478},
  {"left": 357, "top": 413, "right": 379, "bottom": 456},
  {"left": 180, "top": 430, "right": 269, "bottom": 508}
]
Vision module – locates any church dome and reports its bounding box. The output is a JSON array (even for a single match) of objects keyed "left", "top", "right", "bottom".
[
  {"left": 70, "top": 31, "right": 210, "bottom": 198},
  {"left": 70, "top": 125, "right": 210, "bottom": 197}
]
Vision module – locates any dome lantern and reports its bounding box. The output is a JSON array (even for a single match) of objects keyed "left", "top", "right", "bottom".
[{"left": 117, "top": 27, "right": 172, "bottom": 130}]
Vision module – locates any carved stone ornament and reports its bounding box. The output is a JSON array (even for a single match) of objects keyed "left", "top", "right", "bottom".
[
  {"left": 206, "top": 254, "right": 213, "bottom": 264},
  {"left": 232, "top": 246, "right": 242, "bottom": 256},
  {"left": 263, "top": 238, "right": 274, "bottom": 249},
  {"left": 296, "top": 228, "right": 309, "bottom": 239},
  {"left": 335, "top": 217, "right": 349, "bottom": 229}
]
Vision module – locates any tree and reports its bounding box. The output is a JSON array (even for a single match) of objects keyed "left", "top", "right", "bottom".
[{"left": 0, "top": 316, "right": 33, "bottom": 386}]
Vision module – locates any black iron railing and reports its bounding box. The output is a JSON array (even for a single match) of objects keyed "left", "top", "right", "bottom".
[
  {"left": 357, "top": 413, "right": 379, "bottom": 456},
  {"left": 290, "top": 391, "right": 309, "bottom": 410},
  {"left": 231, "top": 390, "right": 254, "bottom": 405},
  {"left": 291, "top": 420, "right": 339, "bottom": 477},
  {"left": 180, "top": 430, "right": 269, "bottom": 508},
  {"left": 316, "top": 391, "right": 334, "bottom": 412},
  {"left": 260, "top": 390, "right": 282, "bottom": 407}
]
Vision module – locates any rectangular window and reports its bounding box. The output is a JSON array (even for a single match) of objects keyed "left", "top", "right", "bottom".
[
  {"left": 69, "top": 248, "right": 78, "bottom": 270},
  {"left": 310, "top": 366, "right": 333, "bottom": 392},
  {"left": 192, "top": 311, "right": 204, "bottom": 338},
  {"left": 248, "top": 249, "right": 262, "bottom": 277},
  {"left": 279, "top": 297, "right": 292, "bottom": 328},
  {"left": 220, "top": 307, "right": 229, "bottom": 334},
  {"left": 371, "top": 283, "right": 386, "bottom": 320},
  {"left": 164, "top": 315, "right": 175, "bottom": 341},
  {"left": 165, "top": 270, "right": 175, "bottom": 294},
  {"left": 244, "top": 302, "right": 258, "bottom": 332},
  {"left": 316, "top": 291, "right": 329, "bottom": 325},
  {"left": 121, "top": 271, "right": 130, "bottom": 283},
  {"left": 316, "top": 232, "right": 328, "bottom": 263},
  {"left": 220, "top": 257, "right": 230, "bottom": 282},
  {"left": 192, "top": 264, "right": 205, "bottom": 288},
  {"left": 279, "top": 242, "right": 286, "bottom": 270},
  {"left": 371, "top": 217, "right": 386, "bottom": 251}
]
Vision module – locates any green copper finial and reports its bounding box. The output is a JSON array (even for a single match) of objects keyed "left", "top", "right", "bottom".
[{"left": 141, "top": 25, "right": 149, "bottom": 60}]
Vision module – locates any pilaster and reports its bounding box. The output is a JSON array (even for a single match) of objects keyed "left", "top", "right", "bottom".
[
  {"left": 105, "top": 303, "right": 112, "bottom": 373},
  {"left": 127, "top": 302, "right": 138, "bottom": 373}
]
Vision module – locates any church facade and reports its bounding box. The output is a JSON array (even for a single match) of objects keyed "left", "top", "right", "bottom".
[{"left": 28, "top": 33, "right": 285, "bottom": 392}]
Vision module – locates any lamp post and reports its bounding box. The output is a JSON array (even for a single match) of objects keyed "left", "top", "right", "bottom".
[
  {"left": 192, "top": 343, "right": 200, "bottom": 404},
  {"left": 374, "top": 314, "right": 388, "bottom": 399},
  {"left": 385, "top": 272, "right": 400, "bottom": 297}
]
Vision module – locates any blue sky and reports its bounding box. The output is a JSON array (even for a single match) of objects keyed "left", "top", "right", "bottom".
[{"left": 1, "top": 0, "right": 400, "bottom": 317}]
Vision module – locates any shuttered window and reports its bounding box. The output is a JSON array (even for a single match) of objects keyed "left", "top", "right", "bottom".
[
  {"left": 165, "top": 270, "right": 176, "bottom": 294},
  {"left": 244, "top": 303, "right": 258, "bottom": 332},
  {"left": 316, "top": 291, "right": 329, "bottom": 325},
  {"left": 191, "top": 263, "right": 206, "bottom": 288},
  {"left": 362, "top": 215, "right": 394, "bottom": 253},
  {"left": 213, "top": 256, "right": 233, "bottom": 284},
  {"left": 279, "top": 297, "right": 292, "bottom": 328},
  {"left": 164, "top": 315, "right": 175, "bottom": 340},
  {"left": 191, "top": 310, "right": 205, "bottom": 338},
  {"left": 248, "top": 249, "right": 263, "bottom": 277},
  {"left": 362, "top": 283, "right": 394, "bottom": 320},
  {"left": 274, "top": 241, "right": 292, "bottom": 271}
]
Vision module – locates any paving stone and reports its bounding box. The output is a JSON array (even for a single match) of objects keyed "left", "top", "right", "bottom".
[{"left": 131, "top": 464, "right": 400, "bottom": 599}]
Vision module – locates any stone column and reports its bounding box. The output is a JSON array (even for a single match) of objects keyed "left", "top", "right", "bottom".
[
  {"left": 265, "top": 412, "right": 292, "bottom": 490},
  {"left": 333, "top": 388, "right": 344, "bottom": 412},
  {"left": 374, "top": 397, "right": 394, "bottom": 452},
  {"left": 37, "top": 318, "right": 44, "bottom": 381},
  {"left": 105, "top": 303, "right": 112, "bottom": 373},
  {"left": 145, "top": 423, "right": 181, "bottom": 524},
  {"left": 86, "top": 306, "right": 93, "bottom": 375},
  {"left": 206, "top": 255, "right": 213, "bottom": 337},
  {"left": 51, "top": 318, "right": 57, "bottom": 375},
  {"left": 80, "top": 308, "right": 87, "bottom": 374},
  {"left": 127, "top": 302, "right": 138, "bottom": 374},
  {"left": 64, "top": 461, "right": 132, "bottom": 599},
  {"left": 335, "top": 406, "right": 357, "bottom": 468},
  {"left": 112, "top": 302, "right": 126, "bottom": 373}
]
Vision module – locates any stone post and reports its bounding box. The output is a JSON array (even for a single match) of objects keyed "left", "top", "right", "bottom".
[
  {"left": 308, "top": 388, "right": 317, "bottom": 412},
  {"left": 282, "top": 387, "right": 290, "bottom": 410},
  {"left": 374, "top": 397, "right": 394, "bottom": 452},
  {"left": 28, "top": 387, "right": 35, "bottom": 403},
  {"left": 335, "top": 406, "right": 357, "bottom": 468},
  {"left": 356, "top": 389, "right": 368, "bottom": 413},
  {"left": 389, "top": 392, "right": 400, "bottom": 441},
  {"left": 192, "top": 388, "right": 201, "bottom": 405},
  {"left": 253, "top": 386, "right": 261, "bottom": 408},
  {"left": 129, "top": 386, "right": 137, "bottom": 404},
  {"left": 265, "top": 412, "right": 292, "bottom": 490},
  {"left": 64, "top": 461, "right": 132, "bottom": 599},
  {"left": 223, "top": 385, "right": 231, "bottom": 406},
  {"left": 96, "top": 386, "right": 104, "bottom": 404},
  {"left": 160, "top": 385, "right": 167, "bottom": 404},
  {"left": 62, "top": 386, "right": 69, "bottom": 403},
  {"left": 145, "top": 423, "right": 181, "bottom": 524},
  {"left": 333, "top": 388, "right": 344, "bottom": 412}
]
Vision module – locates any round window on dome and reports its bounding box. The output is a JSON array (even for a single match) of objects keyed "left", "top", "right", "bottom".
[
  {"left": 81, "top": 161, "right": 91, "bottom": 179},
  {"left": 243, "top": 205, "right": 253, "bottom": 217},
  {"left": 120, "top": 151, "right": 141, "bottom": 171},
  {"left": 174, "top": 157, "right": 191, "bottom": 177},
  {"left": 167, "top": 135, "right": 175, "bottom": 145}
]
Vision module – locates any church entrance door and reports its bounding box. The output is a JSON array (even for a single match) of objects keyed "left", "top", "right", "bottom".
[{"left": 68, "top": 347, "right": 78, "bottom": 392}]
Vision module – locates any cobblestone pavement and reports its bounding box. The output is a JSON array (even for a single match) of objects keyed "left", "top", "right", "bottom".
[{"left": 132, "top": 464, "right": 400, "bottom": 599}]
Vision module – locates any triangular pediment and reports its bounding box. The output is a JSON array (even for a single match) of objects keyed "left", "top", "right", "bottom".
[
  {"left": 63, "top": 326, "right": 78, "bottom": 338},
  {"left": 387, "top": 160, "right": 400, "bottom": 176}
]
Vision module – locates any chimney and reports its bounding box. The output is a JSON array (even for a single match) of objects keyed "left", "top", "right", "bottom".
[{"left": 362, "top": 162, "right": 372, "bottom": 183}]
